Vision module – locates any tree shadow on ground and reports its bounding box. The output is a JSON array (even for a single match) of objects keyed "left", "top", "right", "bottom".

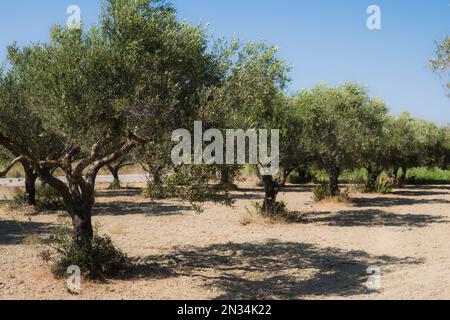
[
  {"left": 0, "top": 219, "right": 54, "bottom": 245},
  {"left": 353, "top": 196, "right": 450, "bottom": 208},
  {"left": 131, "top": 240, "right": 423, "bottom": 299},
  {"left": 230, "top": 188, "right": 263, "bottom": 200},
  {"left": 391, "top": 190, "right": 450, "bottom": 197},
  {"left": 96, "top": 188, "right": 143, "bottom": 198},
  {"left": 93, "top": 201, "right": 191, "bottom": 217},
  {"left": 400, "top": 185, "right": 450, "bottom": 191},
  {"left": 282, "top": 185, "right": 315, "bottom": 193},
  {"left": 232, "top": 185, "right": 313, "bottom": 201},
  {"left": 295, "top": 210, "right": 448, "bottom": 228}
]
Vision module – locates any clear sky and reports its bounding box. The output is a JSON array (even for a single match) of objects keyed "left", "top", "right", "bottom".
[{"left": 0, "top": 0, "right": 449, "bottom": 123}]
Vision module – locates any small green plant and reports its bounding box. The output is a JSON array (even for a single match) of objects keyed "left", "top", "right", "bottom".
[
  {"left": 23, "top": 233, "right": 41, "bottom": 246},
  {"left": 49, "top": 219, "right": 130, "bottom": 280},
  {"left": 313, "top": 183, "right": 352, "bottom": 203},
  {"left": 239, "top": 216, "right": 252, "bottom": 226},
  {"left": 374, "top": 176, "right": 394, "bottom": 194},
  {"left": 11, "top": 190, "right": 26, "bottom": 209},
  {"left": 256, "top": 201, "right": 306, "bottom": 223},
  {"left": 313, "top": 183, "right": 333, "bottom": 201},
  {"left": 362, "top": 175, "right": 394, "bottom": 194}
]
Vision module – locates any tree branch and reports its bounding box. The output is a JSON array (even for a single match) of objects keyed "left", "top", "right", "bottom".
[{"left": 0, "top": 156, "right": 23, "bottom": 177}]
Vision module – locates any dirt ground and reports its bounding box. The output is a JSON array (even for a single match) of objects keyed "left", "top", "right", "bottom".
[{"left": 1, "top": 178, "right": 450, "bottom": 300}]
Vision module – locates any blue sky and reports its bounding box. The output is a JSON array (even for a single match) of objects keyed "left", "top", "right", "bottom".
[{"left": 0, "top": 0, "right": 449, "bottom": 123}]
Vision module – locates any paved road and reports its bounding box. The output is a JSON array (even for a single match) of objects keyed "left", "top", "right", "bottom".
[{"left": 0, "top": 174, "right": 149, "bottom": 187}]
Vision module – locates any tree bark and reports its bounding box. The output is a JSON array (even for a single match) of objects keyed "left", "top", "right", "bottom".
[
  {"left": 22, "top": 160, "right": 37, "bottom": 205},
  {"left": 220, "top": 167, "right": 232, "bottom": 185},
  {"left": 107, "top": 164, "right": 121, "bottom": 190},
  {"left": 71, "top": 207, "right": 94, "bottom": 249},
  {"left": 328, "top": 167, "right": 340, "bottom": 196},
  {"left": 262, "top": 175, "right": 279, "bottom": 214},
  {"left": 366, "top": 167, "right": 381, "bottom": 192}
]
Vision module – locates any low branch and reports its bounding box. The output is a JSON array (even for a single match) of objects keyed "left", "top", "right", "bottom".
[
  {"left": 0, "top": 156, "right": 23, "bottom": 177},
  {"left": 85, "top": 139, "right": 138, "bottom": 186}
]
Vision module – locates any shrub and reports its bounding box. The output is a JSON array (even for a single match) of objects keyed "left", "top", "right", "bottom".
[
  {"left": 49, "top": 219, "right": 130, "bottom": 280},
  {"left": 287, "top": 169, "right": 313, "bottom": 184},
  {"left": 313, "top": 183, "right": 333, "bottom": 201},
  {"left": 36, "top": 184, "right": 65, "bottom": 211},
  {"left": 256, "top": 201, "right": 306, "bottom": 223},
  {"left": 143, "top": 181, "right": 174, "bottom": 200},
  {"left": 406, "top": 167, "right": 450, "bottom": 184},
  {"left": 374, "top": 176, "right": 394, "bottom": 194},
  {"left": 313, "top": 183, "right": 352, "bottom": 203},
  {"left": 11, "top": 190, "right": 26, "bottom": 208},
  {"left": 362, "top": 175, "right": 394, "bottom": 194}
]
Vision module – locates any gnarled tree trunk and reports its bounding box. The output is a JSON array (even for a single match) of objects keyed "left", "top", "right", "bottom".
[
  {"left": 22, "top": 160, "right": 37, "bottom": 205},
  {"left": 107, "top": 164, "right": 121, "bottom": 190},
  {"left": 366, "top": 167, "right": 381, "bottom": 192},
  {"left": 71, "top": 202, "right": 95, "bottom": 248},
  {"left": 220, "top": 167, "right": 232, "bottom": 185},
  {"left": 328, "top": 166, "right": 340, "bottom": 196},
  {"left": 262, "top": 175, "right": 279, "bottom": 214}
]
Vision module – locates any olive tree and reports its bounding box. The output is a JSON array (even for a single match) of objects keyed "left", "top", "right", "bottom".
[
  {"left": 295, "top": 83, "right": 385, "bottom": 196},
  {"left": 0, "top": 70, "right": 57, "bottom": 205},
  {"left": 431, "top": 36, "right": 450, "bottom": 95},
  {"left": 205, "top": 42, "right": 304, "bottom": 214},
  {"left": 0, "top": 0, "right": 227, "bottom": 248},
  {"left": 355, "top": 99, "right": 390, "bottom": 191},
  {"left": 106, "top": 155, "right": 134, "bottom": 190}
]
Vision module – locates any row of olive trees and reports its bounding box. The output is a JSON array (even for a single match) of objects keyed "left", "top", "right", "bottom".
[
  {"left": 1, "top": 0, "right": 449, "bottom": 250},
  {"left": 233, "top": 80, "right": 450, "bottom": 213},
  {"left": 0, "top": 0, "right": 290, "bottom": 249},
  {"left": 0, "top": 0, "right": 225, "bottom": 249}
]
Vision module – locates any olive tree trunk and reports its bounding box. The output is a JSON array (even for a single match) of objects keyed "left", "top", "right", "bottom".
[
  {"left": 71, "top": 202, "right": 95, "bottom": 248},
  {"left": 262, "top": 175, "right": 279, "bottom": 214},
  {"left": 366, "top": 167, "right": 381, "bottom": 192},
  {"left": 22, "top": 160, "right": 37, "bottom": 206},
  {"left": 328, "top": 167, "right": 340, "bottom": 196},
  {"left": 107, "top": 164, "right": 121, "bottom": 190}
]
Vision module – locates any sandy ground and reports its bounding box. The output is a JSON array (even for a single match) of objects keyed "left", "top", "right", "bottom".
[{"left": 1, "top": 178, "right": 450, "bottom": 300}]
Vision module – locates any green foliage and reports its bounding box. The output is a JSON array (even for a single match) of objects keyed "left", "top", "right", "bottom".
[
  {"left": 256, "top": 201, "right": 307, "bottom": 223},
  {"left": 286, "top": 169, "right": 314, "bottom": 184},
  {"left": 35, "top": 184, "right": 65, "bottom": 211},
  {"left": 374, "top": 176, "right": 394, "bottom": 193},
  {"left": 430, "top": 36, "right": 450, "bottom": 95},
  {"left": 256, "top": 201, "right": 287, "bottom": 218},
  {"left": 362, "top": 174, "right": 394, "bottom": 194},
  {"left": 143, "top": 180, "right": 174, "bottom": 200},
  {"left": 11, "top": 190, "right": 26, "bottom": 209},
  {"left": 295, "top": 83, "right": 388, "bottom": 195},
  {"left": 407, "top": 167, "right": 450, "bottom": 184},
  {"left": 50, "top": 219, "right": 130, "bottom": 280},
  {"left": 312, "top": 183, "right": 351, "bottom": 202},
  {"left": 143, "top": 165, "right": 234, "bottom": 211},
  {"left": 313, "top": 183, "right": 333, "bottom": 201}
]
